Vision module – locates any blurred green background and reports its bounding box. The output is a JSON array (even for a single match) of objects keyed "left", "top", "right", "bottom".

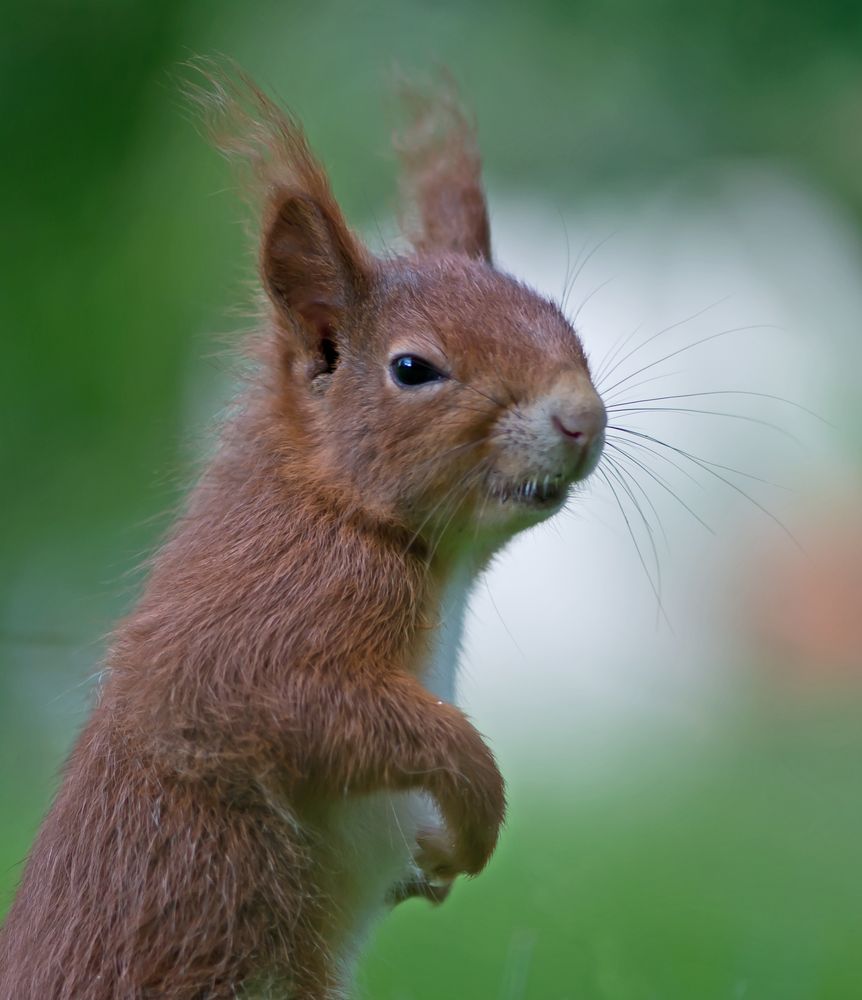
[{"left": 2, "top": 1, "right": 862, "bottom": 997}]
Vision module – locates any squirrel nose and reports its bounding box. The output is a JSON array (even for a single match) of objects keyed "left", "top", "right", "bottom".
[{"left": 551, "top": 398, "right": 607, "bottom": 451}]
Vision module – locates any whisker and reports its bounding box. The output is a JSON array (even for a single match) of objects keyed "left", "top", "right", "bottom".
[
  {"left": 406, "top": 455, "right": 485, "bottom": 553},
  {"left": 452, "top": 378, "right": 512, "bottom": 412},
  {"left": 604, "top": 457, "right": 667, "bottom": 583},
  {"left": 609, "top": 426, "right": 802, "bottom": 550},
  {"left": 605, "top": 452, "right": 668, "bottom": 548},
  {"left": 557, "top": 208, "right": 575, "bottom": 310},
  {"left": 561, "top": 230, "right": 618, "bottom": 317},
  {"left": 431, "top": 345, "right": 518, "bottom": 411},
  {"left": 469, "top": 475, "right": 530, "bottom": 661},
  {"left": 606, "top": 405, "right": 798, "bottom": 442},
  {"left": 600, "top": 324, "right": 778, "bottom": 399},
  {"left": 472, "top": 487, "right": 491, "bottom": 553},
  {"left": 425, "top": 462, "right": 488, "bottom": 565},
  {"left": 596, "top": 295, "right": 731, "bottom": 391},
  {"left": 607, "top": 434, "right": 708, "bottom": 489},
  {"left": 444, "top": 403, "right": 501, "bottom": 417},
  {"left": 607, "top": 456, "right": 671, "bottom": 629},
  {"left": 571, "top": 274, "right": 616, "bottom": 327},
  {"left": 482, "top": 575, "right": 527, "bottom": 663},
  {"left": 592, "top": 321, "right": 644, "bottom": 387},
  {"left": 607, "top": 427, "right": 789, "bottom": 490},
  {"left": 597, "top": 465, "right": 671, "bottom": 630},
  {"left": 606, "top": 441, "right": 715, "bottom": 534},
  {"left": 559, "top": 231, "right": 589, "bottom": 315},
  {"left": 605, "top": 389, "right": 830, "bottom": 425},
  {"left": 409, "top": 436, "right": 486, "bottom": 476},
  {"left": 600, "top": 369, "right": 686, "bottom": 406}
]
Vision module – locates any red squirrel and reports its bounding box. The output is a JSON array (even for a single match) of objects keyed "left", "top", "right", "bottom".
[{"left": 0, "top": 69, "right": 607, "bottom": 999}]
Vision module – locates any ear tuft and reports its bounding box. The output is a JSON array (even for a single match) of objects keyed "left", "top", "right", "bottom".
[
  {"left": 184, "top": 57, "right": 371, "bottom": 350},
  {"left": 394, "top": 73, "right": 492, "bottom": 263}
]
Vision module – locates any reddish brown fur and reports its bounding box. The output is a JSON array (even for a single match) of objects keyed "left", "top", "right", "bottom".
[{"left": 0, "top": 67, "right": 602, "bottom": 999}]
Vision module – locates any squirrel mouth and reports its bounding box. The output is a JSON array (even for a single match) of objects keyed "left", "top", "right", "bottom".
[{"left": 489, "top": 474, "right": 568, "bottom": 506}]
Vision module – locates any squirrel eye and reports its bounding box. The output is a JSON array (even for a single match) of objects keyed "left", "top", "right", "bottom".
[{"left": 390, "top": 355, "right": 447, "bottom": 388}]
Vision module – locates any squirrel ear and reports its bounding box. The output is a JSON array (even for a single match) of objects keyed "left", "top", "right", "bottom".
[
  {"left": 183, "top": 61, "right": 371, "bottom": 347},
  {"left": 261, "top": 191, "right": 369, "bottom": 343},
  {"left": 395, "top": 75, "right": 492, "bottom": 264}
]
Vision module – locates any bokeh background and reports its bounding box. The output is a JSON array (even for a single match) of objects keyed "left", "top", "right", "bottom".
[{"left": 2, "top": 2, "right": 862, "bottom": 997}]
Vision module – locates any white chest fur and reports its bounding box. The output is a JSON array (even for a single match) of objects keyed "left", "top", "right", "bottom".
[
  {"left": 322, "top": 560, "right": 476, "bottom": 982},
  {"left": 421, "top": 558, "right": 474, "bottom": 702}
]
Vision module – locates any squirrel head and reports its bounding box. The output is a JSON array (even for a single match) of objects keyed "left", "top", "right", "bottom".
[{"left": 201, "top": 69, "right": 606, "bottom": 556}]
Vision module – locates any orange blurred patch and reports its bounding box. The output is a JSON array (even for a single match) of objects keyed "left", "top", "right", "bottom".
[{"left": 749, "top": 502, "right": 862, "bottom": 683}]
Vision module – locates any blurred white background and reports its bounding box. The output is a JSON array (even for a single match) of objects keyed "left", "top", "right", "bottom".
[{"left": 457, "top": 169, "right": 861, "bottom": 774}]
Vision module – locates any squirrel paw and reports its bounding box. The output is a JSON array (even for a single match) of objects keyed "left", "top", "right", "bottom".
[{"left": 387, "top": 872, "right": 452, "bottom": 907}]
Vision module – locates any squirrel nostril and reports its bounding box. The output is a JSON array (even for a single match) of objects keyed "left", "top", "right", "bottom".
[{"left": 552, "top": 414, "right": 588, "bottom": 443}]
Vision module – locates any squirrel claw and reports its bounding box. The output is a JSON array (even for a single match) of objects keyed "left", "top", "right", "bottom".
[
  {"left": 387, "top": 874, "right": 453, "bottom": 907},
  {"left": 414, "top": 827, "right": 462, "bottom": 882}
]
